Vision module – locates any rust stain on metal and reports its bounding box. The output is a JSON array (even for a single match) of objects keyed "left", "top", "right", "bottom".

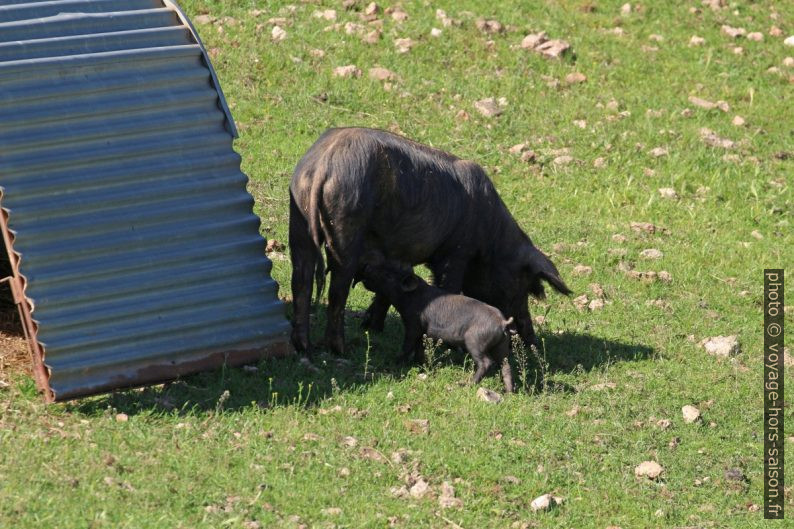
[
  {"left": 90, "top": 342, "right": 294, "bottom": 401},
  {"left": 0, "top": 200, "right": 52, "bottom": 401}
]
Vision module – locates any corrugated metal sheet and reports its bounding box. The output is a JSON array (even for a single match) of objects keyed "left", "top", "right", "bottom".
[{"left": 0, "top": 0, "right": 291, "bottom": 401}]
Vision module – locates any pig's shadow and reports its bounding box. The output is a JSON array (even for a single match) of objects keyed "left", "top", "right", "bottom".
[{"left": 71, "top": 304, "right": 654, "bottom": 416}]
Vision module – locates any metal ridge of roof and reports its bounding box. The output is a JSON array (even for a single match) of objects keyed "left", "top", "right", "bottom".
[{"left": 0, "top": 0, "right": 291, "bottom": 401}]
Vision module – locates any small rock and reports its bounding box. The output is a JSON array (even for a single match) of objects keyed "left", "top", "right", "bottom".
[
  {"left": 360, "top": 446, "right": 387, "bottom": 463},
  {"left": 588, "top": 298, "right": 605, "bottom": 311},
  {"left": 784, "top": 36, "right": 794, "bottom": 47},
  {"left": 477, "top": 387, "right": 503, "bottom": 404},
  {"left": 405, "top": 419, "right": 430, "bottom": 434},
  {"left": 439, "top": 481, "right": 463, "bottom": 508},
  {"left": 589, "top": 283, "right": 605, "bottom": 298},
  {"left": 394, "top": 38, "right": 415, "bottom": 53},
  {"left": 700, "top": 335, "right": 740, "bottom": 357},
  {"left": 364, "top": 2, "right": 380, "bottom": 16},
  {"left": 409, "top": 478, "right": 431, "bottom": 498},
  {"left": 640, "top": 248, "right": 664, "bottom": 260},
  {"left": 313, "top": 9, "right": 337, "bottom": 21},
  {"left": 509, "top": 143, "right": 527, "bottom": 155},
  {"left": 783, "top": 57, "right": 794, "bottom": 68},
  {"left": 271, "top": 26, "right": 287, "bottom": 42},
  {"left": 474, "top": 97, "right": 503, "bottom": 117},
  {"left": 573, "top": 294, "right": 589, "bottom": 311},
  {"left": 430, "top": 27, "right": 442, "bottom": 38},
  {"left": 634, "top": 461, "right": 664, "bottom": 480},
  {"left": 362, "top": 29, "right": 381, "bottom": 44},
  {"left": 391, "top": 485, "right": 410, "bottom": 498},
  {"left": 746, "top": 32, "right": 763, "bottom": 42},
  {"left": 620, "top": 3, "right": 632, "bottom": 15},
  {"left": 732, "top": 115, "right": 746, "bottom": 127},
  {"left": 630, "top": 221, "right": 663, "bottom": 234},
  {"left": 521, "top": 32, "right": 548, "bottom": 49},
  {"left": 338, "top": 467, "right": 350, "bottom": 477},
  {"left": 534, "top": 39, "right": 571, "bottom": 59},
  {"left": 475, "top": 18, "right": 503, "bottom": 34},
  {"left": 573, "top": 119, "right": 587, "bottom": 129},
  {"left": 689, "top": 35, "right": 706, "bottom": 46},
  {"left": 333, "top": 64, "right": 362, "bottom": 78},
  {"left": 649, "top": 147, "right": 668, "bottom": 158},
  {"left": 682, "top": 404, "right": 701, "bottom": 423},
  {"left": 369, "top": 67, "right": 397, "bottom": 81},
  {"left": 700, "top": 128, "right": 735, "bottom": 149},
  {"left": 115, "top": 413, "right": 128, "bottom": 422},
  {"left": 593, "top": 157, "right": 607, "bottom": 168},
  {"left": 658, "top": 271, "right": 672, "bottom": 282},
  {"left": 265, "top": 239, "right": 285, "bottom": 253},
  {"left": 770, "top": 26, "right": 783, "bottom": 37},
  {"left": 573, "top": 264, "right": 593, "bottom": 276},
  {"left": 341, "top": 436, "right": 358, "bottom": 447},
  {"left": 344, "top": 22, "right": 365, "bottom": 35},
  {"left": 389, "top": 6, "right": 409, "bottom": 22},
  {"left": 565, "top": 72, "right": 587, "bottom": 84},
  {"left": 721, "top": 25, "right": 746, "bottom": 38},
  {"left": 658, "top": 187, "right": 678, "bottom": 199},
  {"left": 657, "top": 418, "right": 672, "bottom": 429},
  {"left": 688, "top": 96, "right": 728, "bottom": 112},
  {"left": 391, "top": 450, "right": 409, "bottom": 464},
  {"left": 553, "top": 155, "right": 574, "bottom": 166},
  {"left": 530, "top": 493, "right": 561, "bottom": 512}
]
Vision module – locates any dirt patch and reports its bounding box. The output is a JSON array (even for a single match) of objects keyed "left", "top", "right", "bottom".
[{"left": 0, "top": 303, "right": 30, "bottom": 382}]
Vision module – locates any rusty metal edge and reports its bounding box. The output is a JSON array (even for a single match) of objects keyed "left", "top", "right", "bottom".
[
  {"left": 0, "top": 189, "right": 54, "bottom": 402},
  {"left": 55, "top": 340, "right": 294, "bottom": 402}
]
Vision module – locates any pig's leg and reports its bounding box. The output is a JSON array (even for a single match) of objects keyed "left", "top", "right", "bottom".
[
  {"left": 400, "top": 318, "right": 423, "bottom": 365},
  {"left": 514, "top": 303, "right": 539, "bottom": 349},
  {"left": 323, "top": 231, "right": 366, "bottom": 356},
  {"left": 362, "top": 292, "right": 389, "bottom": 332},
  {"left": 289, "top": 194, "right": 316, "bottom": 356}
]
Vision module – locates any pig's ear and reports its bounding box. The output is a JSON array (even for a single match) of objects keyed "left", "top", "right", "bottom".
[
  {"left": 521, "top": 244, "right": 572, "bottom": 298},
  {"left": 400, "top": 274, "right": 420, "bottom": 292}
]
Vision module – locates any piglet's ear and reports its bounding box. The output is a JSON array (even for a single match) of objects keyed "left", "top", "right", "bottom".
[{"left": 401, "top": 274, "right": 420, "bottom": 292}]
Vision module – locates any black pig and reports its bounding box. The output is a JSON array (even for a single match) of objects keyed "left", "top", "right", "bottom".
[
  {"left": 289, "top": 127, "right": 570, "bottom": 356},
  {"left": 360, "top": 260, "right": 515, "bottom": 392}
]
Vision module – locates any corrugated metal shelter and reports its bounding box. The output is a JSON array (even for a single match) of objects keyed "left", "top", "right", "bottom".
[{"left": 0, "top": 0, "right": 291, "bottom": 401}]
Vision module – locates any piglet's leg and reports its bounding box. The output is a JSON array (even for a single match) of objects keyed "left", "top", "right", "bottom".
[
  {"left": 495, "top": 339, "right": 514, "bottom": 393},
  {"left": 466, "top": 332, "right": 493, "bottom": 385},
  {"left": 400, "top": 320, "right": 423, "bottom": 365},
  {"left": 362, "top": 292, "right": 389, "bottom": 332}
]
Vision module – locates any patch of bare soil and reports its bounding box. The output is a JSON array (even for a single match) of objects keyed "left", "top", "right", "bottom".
[{"left": 0, "top": 304, "right": 30, "bottom": 382}]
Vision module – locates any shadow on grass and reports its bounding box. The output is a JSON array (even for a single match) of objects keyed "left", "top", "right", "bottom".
[{"left": 69, "top": 305, "right": 655, "bottom": 417}]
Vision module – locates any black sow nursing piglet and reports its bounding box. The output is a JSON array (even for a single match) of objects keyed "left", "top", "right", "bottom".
[
  {"left": 289, "top": 127, "right": 571, "bottom": 356},
  {"left": 359, "top": 258, "right": 516, "bottom": 392}
]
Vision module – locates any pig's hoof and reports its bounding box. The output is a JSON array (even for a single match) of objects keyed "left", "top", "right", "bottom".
[
  {"left": 291, "top": 329, "right": 310, "bottom": 355},
  {"left": 361, "top": 312, "right": 385, "bottom": 332},
  {"left": 324, "top": 333, "right": 345, "bottom": 356}
]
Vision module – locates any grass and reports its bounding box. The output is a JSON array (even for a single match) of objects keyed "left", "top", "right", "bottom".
[{"left": 1, "top": 0, "right": 793, "bottom": 527}]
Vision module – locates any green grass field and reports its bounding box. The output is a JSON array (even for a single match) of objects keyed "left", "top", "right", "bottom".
[{"left": 1, "top": 1, "right": 793, "bottom": 527}]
